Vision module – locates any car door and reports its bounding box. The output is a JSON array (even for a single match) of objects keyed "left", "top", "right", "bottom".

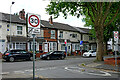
[
  {"left": 92, "top": 51, "right": 96, "bottom": 56},
  {"left": 11, "top": 50, "right": 22, "bottom": 59},
  {"left": 50, "top": 52, "right": 57, "bottom": 59},
  {"left": 21, "top": 50, "right": 30, "bottom": 59}
]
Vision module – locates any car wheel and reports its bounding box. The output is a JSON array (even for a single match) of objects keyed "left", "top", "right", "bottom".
[
  {"left": 89, "top": 54, "right": 92, "bottom": 57},
  {"left": 9, "top": 57, "right": 15, "bottom": 62},
  {"left": 61, "top": 56, "right": 64, "bottom": 60},
  {"left": 47, "top": 56, "right": 50, "bottom": 60},
  {"left": 30, "top": 56, "right": 33, "bottom": 61}
]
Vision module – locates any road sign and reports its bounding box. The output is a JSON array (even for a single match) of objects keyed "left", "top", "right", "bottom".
[
  {"left": 80, "top": 41, "right": 83, "bottom": 45},
  {"left": 65, "top": 39, "right": 67, "bottom": 44},
  {"left": 27, "top": 13, "right": 41, "bottom": 34},
  {"left": 113, "top": 31, "right": 119, "bottom": 44}
]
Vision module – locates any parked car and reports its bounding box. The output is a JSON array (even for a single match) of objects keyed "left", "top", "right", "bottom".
[
  {"left": 82, "top": 50, "right": 96, "bottom": 57},
  {"left": 40, "top": 51, "right": 66, "bottom": 60},
  {"left": 2, "top": 49, "right": 35, "bottom": 62}
]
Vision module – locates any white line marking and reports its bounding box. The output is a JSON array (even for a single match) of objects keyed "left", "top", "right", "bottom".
[
  {"left": 64, "top": 67, "right": 111, "bottom": 76},
  {"left": 1, "top": 72, "right": 10, "bottom": 75},
  {"left": 14, "top": 71, "right": 25, "bottom": 74}
]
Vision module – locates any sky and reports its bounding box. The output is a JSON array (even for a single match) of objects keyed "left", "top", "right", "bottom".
[{"left": 0, "top": 0, "right": 86, "bottom": 28}]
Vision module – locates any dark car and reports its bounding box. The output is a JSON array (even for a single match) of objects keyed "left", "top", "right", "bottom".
[
  {"left": 2, "top": 49, "right": 34, "bottom": 62},
  {"left": 40, "top": 51, "right": 66, "bottom": 60}
]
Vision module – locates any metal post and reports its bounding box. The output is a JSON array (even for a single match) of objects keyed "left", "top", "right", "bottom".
[
  {"left": 32, "top": 34, "right": 35, "bottom": 80},
  {"left": 65, "top": 46, "right": 67, "bottom": 57},
  {"left": 115, "top": 44, "right": 118, "bottom": 67},
  {"left": 10, "top": 5, "right": 12, "bottom": 50},
  {"left": 9, "top": 2, "right": 15, "bottom": 50}
]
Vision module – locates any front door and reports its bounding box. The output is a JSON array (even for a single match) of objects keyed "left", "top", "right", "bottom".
[
  {"left": 39, "top": 45, "right": 42, "bottom": 51},
  {"left": 44, "top": 43, "right": 48, "bottom": 52}
]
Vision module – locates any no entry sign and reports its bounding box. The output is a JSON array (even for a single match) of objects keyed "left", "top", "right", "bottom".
[{"left": 27, "top": 13, "right": 41, "bottom": 34}]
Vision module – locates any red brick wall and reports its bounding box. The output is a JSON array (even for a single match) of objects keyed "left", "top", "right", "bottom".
[{"left": 43, "top": 28, "right": 57, "bottom": 42}]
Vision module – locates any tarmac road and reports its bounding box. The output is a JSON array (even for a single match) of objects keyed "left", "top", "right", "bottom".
[{"left": 1, "top": 57, "right": 119, "bottom": 80}]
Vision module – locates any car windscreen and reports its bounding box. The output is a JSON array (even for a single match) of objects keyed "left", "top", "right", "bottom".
[{"left": 46, "top": 52, "right": 52, "bottom": 54}]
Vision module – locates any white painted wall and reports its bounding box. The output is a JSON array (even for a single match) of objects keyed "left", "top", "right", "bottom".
[
  {"left": 0, "top": 21, "right": 26, "bottom": 53},
  {"left": 58, "top": 30, "right": 81, "bottom": 42}
]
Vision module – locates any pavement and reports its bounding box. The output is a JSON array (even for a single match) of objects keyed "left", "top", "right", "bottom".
[
  {"left": 80, "top": 55, "right": 120, "bottom": 72},
  {"left": 63, "top": 55, "right": 120, "bottom": 72}
]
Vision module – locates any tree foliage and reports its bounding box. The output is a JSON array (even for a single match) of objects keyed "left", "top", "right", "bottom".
[{"left": 46, "top": 2, "right": 120, "bottom": 61}]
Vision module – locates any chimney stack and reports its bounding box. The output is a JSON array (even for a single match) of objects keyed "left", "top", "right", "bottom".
[
  {"left": 49, "top": 16, "right": 53, "bottom": 24},
  {"left": 19, "top": 9, "right": 25, "bottom": 20}
]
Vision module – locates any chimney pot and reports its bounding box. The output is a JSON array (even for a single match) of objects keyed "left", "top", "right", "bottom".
[
  {"left": 19, "top": 9, "right": 25, "bottom": 20},
  {"left": 49, "top": 16, "right": 53, "bottom": 24}
]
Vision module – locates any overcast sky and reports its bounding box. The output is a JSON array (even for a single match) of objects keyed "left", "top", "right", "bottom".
[{"left": 0, "top": 0, "right": 86, "bottom": 28}]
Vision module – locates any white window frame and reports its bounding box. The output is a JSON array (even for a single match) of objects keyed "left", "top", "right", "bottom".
[
  {"left": 49, "top": 42, "right": 57, "bottom": 52},
  {"left": 75, "top": 44, "right": 80, "bottom": 50},
  {"left": 51, "top": 30, "right": 55, "bottom": 39},
  {"left": 14, "top": 42, "right": 26, "bottom": 50},
  {"left": 17, "top": 26, "right": 22, "bottom": 35},
  {"left": 59, "top": 31, "right": 63, "bottom": 39},
  {"left": 61, "top": 43, "right": 65, "bottom": 51}
]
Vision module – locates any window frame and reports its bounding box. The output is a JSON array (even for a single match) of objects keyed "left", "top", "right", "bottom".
[
  {"left": 51, "top": 30, "right": 55, "bottom": 39},
  {"left": 17, "top": 26, "right": 23, "bottom": 35}
]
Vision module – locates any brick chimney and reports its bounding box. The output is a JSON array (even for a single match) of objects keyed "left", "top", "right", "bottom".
[
  {"left": 49, "top": 16, "right": 53, "bottom": 24},
  {"left": 19, "top": 9, "right": 25, "bottom": 20}
]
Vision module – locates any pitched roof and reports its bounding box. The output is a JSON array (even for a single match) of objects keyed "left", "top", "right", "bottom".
[
  {"left": 0, "top": 12, "right": 89, "bottom": 33},
  {"left": 75, "top": 27, "right": 90, "bottom": 34},
  {"left": 41, "top": 20, "right": 78, "bottom": 32},
  {"left": 0, "top": 12, "right": 26, "bottom": 24}
]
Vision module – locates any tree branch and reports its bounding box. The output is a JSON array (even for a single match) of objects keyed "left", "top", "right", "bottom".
[
  {"left": 102, "top": 2, "right": 112, "bottom": 24},
  {"left": 87, "top": 7, "right": 95, "bottom": 23},
  {"left": 89, "top": 3, "right": 96, "bottom": 19},
  {"left": 104, "top": 8, "right": 119, "bottom": 27}
]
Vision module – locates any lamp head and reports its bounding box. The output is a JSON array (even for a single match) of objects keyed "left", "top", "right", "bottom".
[{"left": 12, "top": 2, "right": 15, "bottom": 4}]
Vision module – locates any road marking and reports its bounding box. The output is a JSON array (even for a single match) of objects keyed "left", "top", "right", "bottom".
[
  {"left": 24, "top": 67, "right": 56, "bottom": 72},
  {"left": 14, "top": 71, "right": 25, "bottom": 74},
  {"left": 0, "top": 72, "right": 10, "bottom": 75},
  {"left": 65, "top": 67, "right": 111, "bottom": 76}
]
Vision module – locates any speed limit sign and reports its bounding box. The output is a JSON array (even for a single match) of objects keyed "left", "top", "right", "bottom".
[{"left": 27, "top": 13, "right": 41, "bottom": 34}]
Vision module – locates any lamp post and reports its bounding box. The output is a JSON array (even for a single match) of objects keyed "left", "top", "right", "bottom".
[{"left": 10, "top": 2, "right": 15, "bottom": 50}]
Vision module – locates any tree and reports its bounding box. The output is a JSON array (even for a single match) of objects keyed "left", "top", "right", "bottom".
[{"left": 46, "top": 2, "right": 120, "bottom": 61}]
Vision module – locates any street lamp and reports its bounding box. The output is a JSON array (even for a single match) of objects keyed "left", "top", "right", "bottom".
[{"left": 9, "top": 1, "right": 15, "bottom": 50}]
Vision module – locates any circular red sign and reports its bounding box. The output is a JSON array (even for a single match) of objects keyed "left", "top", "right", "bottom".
[
  {"left": 28, "top": 15, "right": 40, "bottom": 27},
  {"left": 114, "top": 32, "right": 118, "bottom": 38}
]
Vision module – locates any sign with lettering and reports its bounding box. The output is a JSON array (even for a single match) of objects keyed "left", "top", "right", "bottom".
[{"left": 27, "top": 13, "right": 41, "bottom": 34}]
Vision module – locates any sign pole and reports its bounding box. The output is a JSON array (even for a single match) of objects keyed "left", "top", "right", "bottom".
[
  {"left": 65, "top": 39, "right": 67, "bottom": 57},
  {"left": 80, "top": 41, "right": 83, "bottom": 56},
  {"left": 27, "top": 13, "right": 40, "bottom": 80},
  {"left": 113, "top": 31, "right": 119, "bottom": 67},
  {"left": 115, "top": 44, "right": 117, "bottom": 67},
  {"left": 32, "top": 34, "right": 35, "bottom": 80}
]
